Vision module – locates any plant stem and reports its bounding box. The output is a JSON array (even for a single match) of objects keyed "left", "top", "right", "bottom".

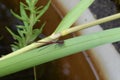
[
  {"left": 61, "top": 13, "right": 120, "bottom": 36},
  {"left": 33, "top": 67, "right": 37, "bottom": 80},
  {"left": 1, "top": 13, "right": 120, "bottom": 60}
]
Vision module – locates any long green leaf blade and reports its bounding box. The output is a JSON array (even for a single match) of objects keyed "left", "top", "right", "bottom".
[
  {"left": 1, "top": 27, "right": 120, "bottom": 77},
  {"left": 54, "top": 0, "right": 94, "bottom": 33}
]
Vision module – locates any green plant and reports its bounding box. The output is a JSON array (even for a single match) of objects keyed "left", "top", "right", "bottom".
[
  {"left": 1, "top": 0, "right": 120, "bottom": 77},
  {"left": 6, "top": 0, "right": 50, "bottom": 51},
  {"left": 5, "top": 0, "right": 50, "bottom": 79}
]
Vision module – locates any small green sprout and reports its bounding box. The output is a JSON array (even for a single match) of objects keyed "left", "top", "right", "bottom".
[{"left": 6, "top": 0, "right": 50, "bottom": 51}]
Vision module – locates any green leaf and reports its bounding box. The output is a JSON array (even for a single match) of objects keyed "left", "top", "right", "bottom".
[
  {"left": 20, "top": 2, "right": 29, "bottom": 22},
  {"left": 29, "top": 23, "right": 45, "bottom": 42},
  {"left": 26, "top": 0, "right": 31, "bottom": 6},
  {"left": 6, "top": 27, "right": 21, "bottom": 40},
  {"left": 8, "top": 0, "right": 50, "bottom": 51},
  {"left": 39, "top": 22, "right": 46, "bottom": 33},
  {"left": 30, "top": 29, "right": 41, "bottom": 42},
  {"left": 1, "top": 27, "right": 120, "bottom": 77},
  {"left": 16, "top": 25, "right": 25, "bottom": 29},
  {"left": 36, "top": 0, "right": 51, "bottom": 20},
  {"left": 11, "top": 44, "right": 19, "bottom": 51},
  {"left": 32, "top": 0, "right": 38, "bottom": 6},
  {"left": 36, "top": 6, "right": 43, "bottom": 11},
  {"left": 11, "top": 10, "right": 24, "bottom": 21},
  {"left": 17, "top": 29, "right": 25, "bottom": 39},
  {"left": 54, "top": 0, "right": 94, "bottom": 33}
]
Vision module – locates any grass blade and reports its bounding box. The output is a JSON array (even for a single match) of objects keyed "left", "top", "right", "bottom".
[
  {"left": 1, "top": 27, "right": 120, "bottom": 77},
  {"left": 54, "top": 0, "right": 94, "bottom": 33}
]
